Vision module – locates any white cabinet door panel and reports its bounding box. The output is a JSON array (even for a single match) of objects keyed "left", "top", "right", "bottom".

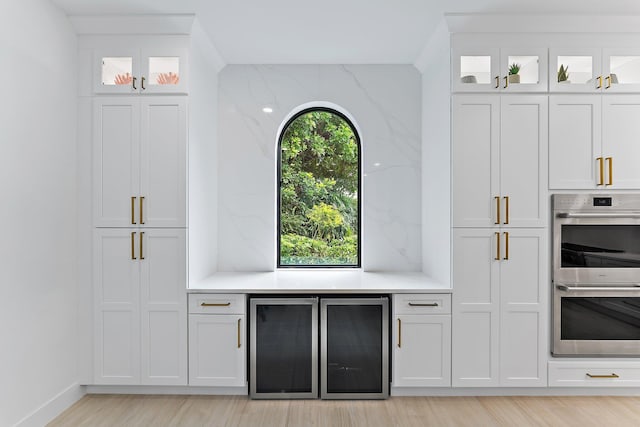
[
  {"left": 393, "top": 315, "right": 451, "bottom": 387},
  {"left": 500, "top": 96, "right": 547, "bottom": 227},
  {"left": 140, "top": 98, "right": 187, "bottom": 227},
  {"left": 93, "top": 98, "right": 140, "bottom": 227},
  {"left": 452, "top": 96, "right": 500, "bottom": 227},
  {"left": 189, "top": 315, "right": 246, "bottom": 387},
  {"left": 602, "top": 96, "right": 640, "bottom": 188}
]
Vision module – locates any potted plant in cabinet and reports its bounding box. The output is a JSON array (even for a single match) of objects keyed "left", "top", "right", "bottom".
[{"left": 508, "top": 63, "right": 520, "bottom": 84}]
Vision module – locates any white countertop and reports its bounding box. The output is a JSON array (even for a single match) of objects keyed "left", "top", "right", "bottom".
[{"left": 189, "top": 271, "right": 451, "bottom": 294}]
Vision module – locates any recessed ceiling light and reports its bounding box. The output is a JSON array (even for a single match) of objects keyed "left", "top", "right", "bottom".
[{"left": 262, "top": 107, "right": 273, "bottom": 113}]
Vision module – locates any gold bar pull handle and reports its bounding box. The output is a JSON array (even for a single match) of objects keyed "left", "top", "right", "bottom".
[
  {"left": 597, "top": 157, "right": 604, "bottom": 186},
  {"left": 132, "top": 76, "right": 137, "bottom": 90},
  {"left": 237, "top": 318, "right": 242, "bottom": 348},
  {"left": 503, "top": 75, "right": 508, "bottom": 89},
  {"left": 586, "top": 373, "right": 619, "bottom": 379},
  {"left": 503, "top": 232, "right": 509, "bottom": 260},
  {"left": 140, "top": 196, "right": 145, "bottom": 225},
  {"left": 408, "top": 302, "right": 439, "bottom": 307},
  {"left": 495, "top": 232, "right": 501, "bottom": 261},
  {"left": 503, "top": 196, "right": 510, "bottom": 225},
  {"left": 495, "top": 196, "right": 501, "bottom": 224},
  {"left": 597, "top": 76, "right": 603, "bottom": 89},
  {"left": 139, "top": 232, "right": 144, "bottom": 260},
  {"left": 141, "top": 76, "right": 146, "bottom": 90},
  {"left": 397, "top": 318, "right": 402, "bottom": 348},
  {"left": 131, "top": 196, "right": 137, "bottom": 225},
  {"left": 200, "top": 302, "right": 231, "bottom": 307},
  {"left": 606, "top": 157, "right": 613, "bottom": 186},
  {"left": 605, "top": 75, "right": 612, "bottom": 89},
  {"left": 495, "top": 75, "right": 500, "bottom": 89},
  {"left": 131, "top": 232, "right": 137, "bottom": 260}
]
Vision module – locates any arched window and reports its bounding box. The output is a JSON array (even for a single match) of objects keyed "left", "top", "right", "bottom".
[{"left": 278, "top": 107, "right": 361, "bottom": 267}]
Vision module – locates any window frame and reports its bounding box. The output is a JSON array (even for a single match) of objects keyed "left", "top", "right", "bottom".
[{"left": 277, "top": 107, "right": 362, "bottom": 269}]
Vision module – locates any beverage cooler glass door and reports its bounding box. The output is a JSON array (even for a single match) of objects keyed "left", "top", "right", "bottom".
[
  {"left": 320, "top": 297, "right": 389, "bottom": 399},
  {"left": 250, "top": 298, "right": 318, "bottom": 399}
]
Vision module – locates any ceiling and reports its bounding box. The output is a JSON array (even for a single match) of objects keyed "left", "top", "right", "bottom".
[{"left": 50, "top": 0, "right": 640, "bottom": 65}]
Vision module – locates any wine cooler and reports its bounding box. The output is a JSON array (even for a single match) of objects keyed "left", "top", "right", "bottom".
[{"left": 249, "top": 296, "right": 389, "bottom": 399}]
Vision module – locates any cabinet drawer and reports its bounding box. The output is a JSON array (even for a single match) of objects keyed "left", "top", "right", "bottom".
[
  {"left": 189, "top": 294, "right": 246, "bottom": 315},
  {"left": 549, "top": 361, "right": 640, "bottom": 387},
  {"left": 393, "top": 294, "right": 451, "bottom": 315}
]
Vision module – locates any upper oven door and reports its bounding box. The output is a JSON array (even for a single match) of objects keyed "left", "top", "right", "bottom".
[{"left": 553, "top": 197, "right": 640, "bottom": 284}]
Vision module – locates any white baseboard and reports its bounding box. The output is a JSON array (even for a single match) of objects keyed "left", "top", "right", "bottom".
[
  {"left": 14, "top": 383, "right": 86, "bottom": 427},
  {"left": 86, "top": 385, "right": 248, "bottom": 396},
  {"left": 391, "top": 387, "right": 640, "bottom": 397}
]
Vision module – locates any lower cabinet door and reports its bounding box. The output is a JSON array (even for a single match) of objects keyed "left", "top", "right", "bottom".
[
  {"left": 393, "top": 315, "right": 451, "bottom": 387},
  {"left": 189, "top": 314, "right": 246, "bottom": 387}
]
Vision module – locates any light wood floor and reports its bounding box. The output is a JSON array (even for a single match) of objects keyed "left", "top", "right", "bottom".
[{"left": 49, "top": 395, "right": 640, "bottom": 427}]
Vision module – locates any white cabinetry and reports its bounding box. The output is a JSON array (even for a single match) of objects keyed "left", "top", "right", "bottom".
[
  {"left": 550, "top": 48, "right": 640, "bottom": 93},
  {"left": 549, "top": 361, "right": 640, "bottom": 387},
  {"left": 188, "top": 294, "right": 247, "bottom": 387},
  {"left": 452, "top": 95, "right": 548, "bottom": 228},
  {"left": 392, "top": 294, "right": 451, "bottom": 388},
  {"left": 549, "top": 95, "right": 640, "bottom": 189},
  {"left": 94, "top": 228, "right": 187, "bottom": 385},
  {"left": 95, "top": 48, "right": 187, "bottom": 94},
  {"left": 452, "top": 229, "right": 547, "bottom": 387},
  {"left": 93, "top": 97, "right": 187, "bottom": 227},
  {"left": 452, "top": 47, "right": 548, "bottom": 93}
]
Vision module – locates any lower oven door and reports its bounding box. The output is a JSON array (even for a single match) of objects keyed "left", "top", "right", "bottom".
[{"left": 553, "top": 284, "right": 640, "bottom": 356}]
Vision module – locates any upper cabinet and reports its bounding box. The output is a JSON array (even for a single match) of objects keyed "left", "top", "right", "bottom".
[
  {"left": 95, "top": 48, "right": 188, "bottom": 94},
  {"left": 452, "top": 47, "right": 548, "bottom": 93},
  {"left": 550, "top": 48, "right": 640, "bottom": 93}
]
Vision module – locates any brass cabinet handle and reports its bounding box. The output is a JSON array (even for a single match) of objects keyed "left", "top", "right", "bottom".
[
  {"left": 503, "top": 232, "right": 509, "bottom": 260},
  {"left": 503, "top": 196, "right": 510, "bottom": 225},
  {"left": 131, "top": 231, "right": 137, "bottom": 260},
  {"left": 132, "top": 76, "right": 137, "bottom": 90},
  {"left": 397, "top": 318, "right": 402, "bottom": 348},
  {"left": 495, "top": 75, "right": 500, "bottom": 89},
  {"left": 495, "top": 232, "right": 501, "bottom": 261},
  {"left": 597, "top": 157, "right": 604, "bottom": 185},
  {"left": 237, "top": 318, "right": 242, "bottom": 348},
  {"left": 503, "top": 75, "right": 508, "bottom": 89},
  {"left": 495, "top": 196, "right": 501, "bottom": 224},
  {"left": 200, "top": 302, "right": 231, "bottom": 307},
  {"left": 141, "top": 76, "right": 146, "bottom": 90},
  {"left": 139, "top": 232, "right": 144, "bottom": 260},
  {"left": 408, "top": 302, "right": 439, "bottom": 307},
  {"left": 605, "top": 75, "right": 612, "bottom": 89},
  {"left": 140, "top": 196, "right": 145, "bottom": 224},
  {"left": 606, "top": 157, "right": 613, "bottom": 185},
  {"left": 131, "top": 196, "right": 137, "bottom": 224},
  {"left": 596, "top": 76, "right": 603, "bottom": 89},
  {"left": 586, "top": 373, "right": 619, "bottom": 379}
]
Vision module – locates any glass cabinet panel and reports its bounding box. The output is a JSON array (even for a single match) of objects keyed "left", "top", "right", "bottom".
[
  {"left": 507, "top": 55, "right": 539, "bottom": 85},
  {"left": 101, "top": 57, "right": 134, "bottom": 87},
  {"left": 460, "top": 56, "right": 492, "bottom": 85},
  {"left": 148, "top": 57, "right": 180, "bottom": 86},
  {"left": 609, "top": 56, "right": 640, "bottom": 85},
  {"left": 556, "top": 56, "right": 593, "bottom": 85}
]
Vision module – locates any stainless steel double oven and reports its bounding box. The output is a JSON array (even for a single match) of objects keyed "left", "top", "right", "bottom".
[{"left": 552, "top": 194, "right": 640, "bottom": 356}]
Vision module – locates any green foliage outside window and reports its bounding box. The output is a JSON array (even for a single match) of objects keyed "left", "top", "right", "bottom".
[{"left": 279, "top": 110, "right": 359, "bottom": 266}]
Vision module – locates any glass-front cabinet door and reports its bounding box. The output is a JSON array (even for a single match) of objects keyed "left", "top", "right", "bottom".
[
  {"left": 94, "top": 49, "right": 187, "bottom": 94},
  {"left": 603, "top": 48, "right": 640, "bottom": 92},
  {"left": 453, "top": 47, "right": 547, "bottom": 92},
  {"left": 550, "top": 48, "right": 602, "bottom": 92}
]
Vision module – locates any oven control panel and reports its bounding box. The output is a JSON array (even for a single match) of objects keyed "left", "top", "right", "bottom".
[{"left": 553, "top": 194, "right": 640, "bottom": 211}]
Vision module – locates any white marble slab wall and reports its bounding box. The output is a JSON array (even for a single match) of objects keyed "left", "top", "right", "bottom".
[{"left": 218, "top": 65, "right": 421, "bottom": 271}]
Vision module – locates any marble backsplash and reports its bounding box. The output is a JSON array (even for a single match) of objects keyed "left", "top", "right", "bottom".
[{"left": 217, "top": 65, "right": 421, "bottom": 271}]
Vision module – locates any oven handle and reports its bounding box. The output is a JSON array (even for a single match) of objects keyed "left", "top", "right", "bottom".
[
  {"left": 557, "top": 212, "right": 640, "bottom": 219},
  {"left": 556, "top": 284, "right": 640, "bottom": 292}
]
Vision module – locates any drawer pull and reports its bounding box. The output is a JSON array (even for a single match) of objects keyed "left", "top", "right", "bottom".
[
  {"left": 237, "top": 318, "right": 242, "bottom": 348},
  {"left": 586, "top": 373, "right": 619, "bottom": 379},
  {"left": 200, "top": 302, "right": 231, "bottom": 307},
  {"left": 408, "top": 302, "right": 439, "bottom": 307}
]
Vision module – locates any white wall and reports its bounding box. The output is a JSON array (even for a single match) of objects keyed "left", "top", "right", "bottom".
[
  {"left": 188, "top": 20, "right": 225, "bottom": 282},
  {"left": 416, "top": 19, "right": 452, "bottom": 285},
  {"left": 0, "top": 1, "right": 82, "bottom": 426},
  {"left": 217, "top": 65, "right": 422, "bottom": 271}
]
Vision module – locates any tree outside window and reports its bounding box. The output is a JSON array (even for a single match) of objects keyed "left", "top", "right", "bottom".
[{"left": 278, "top": 108, "right": 361, "bottom": 267}]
